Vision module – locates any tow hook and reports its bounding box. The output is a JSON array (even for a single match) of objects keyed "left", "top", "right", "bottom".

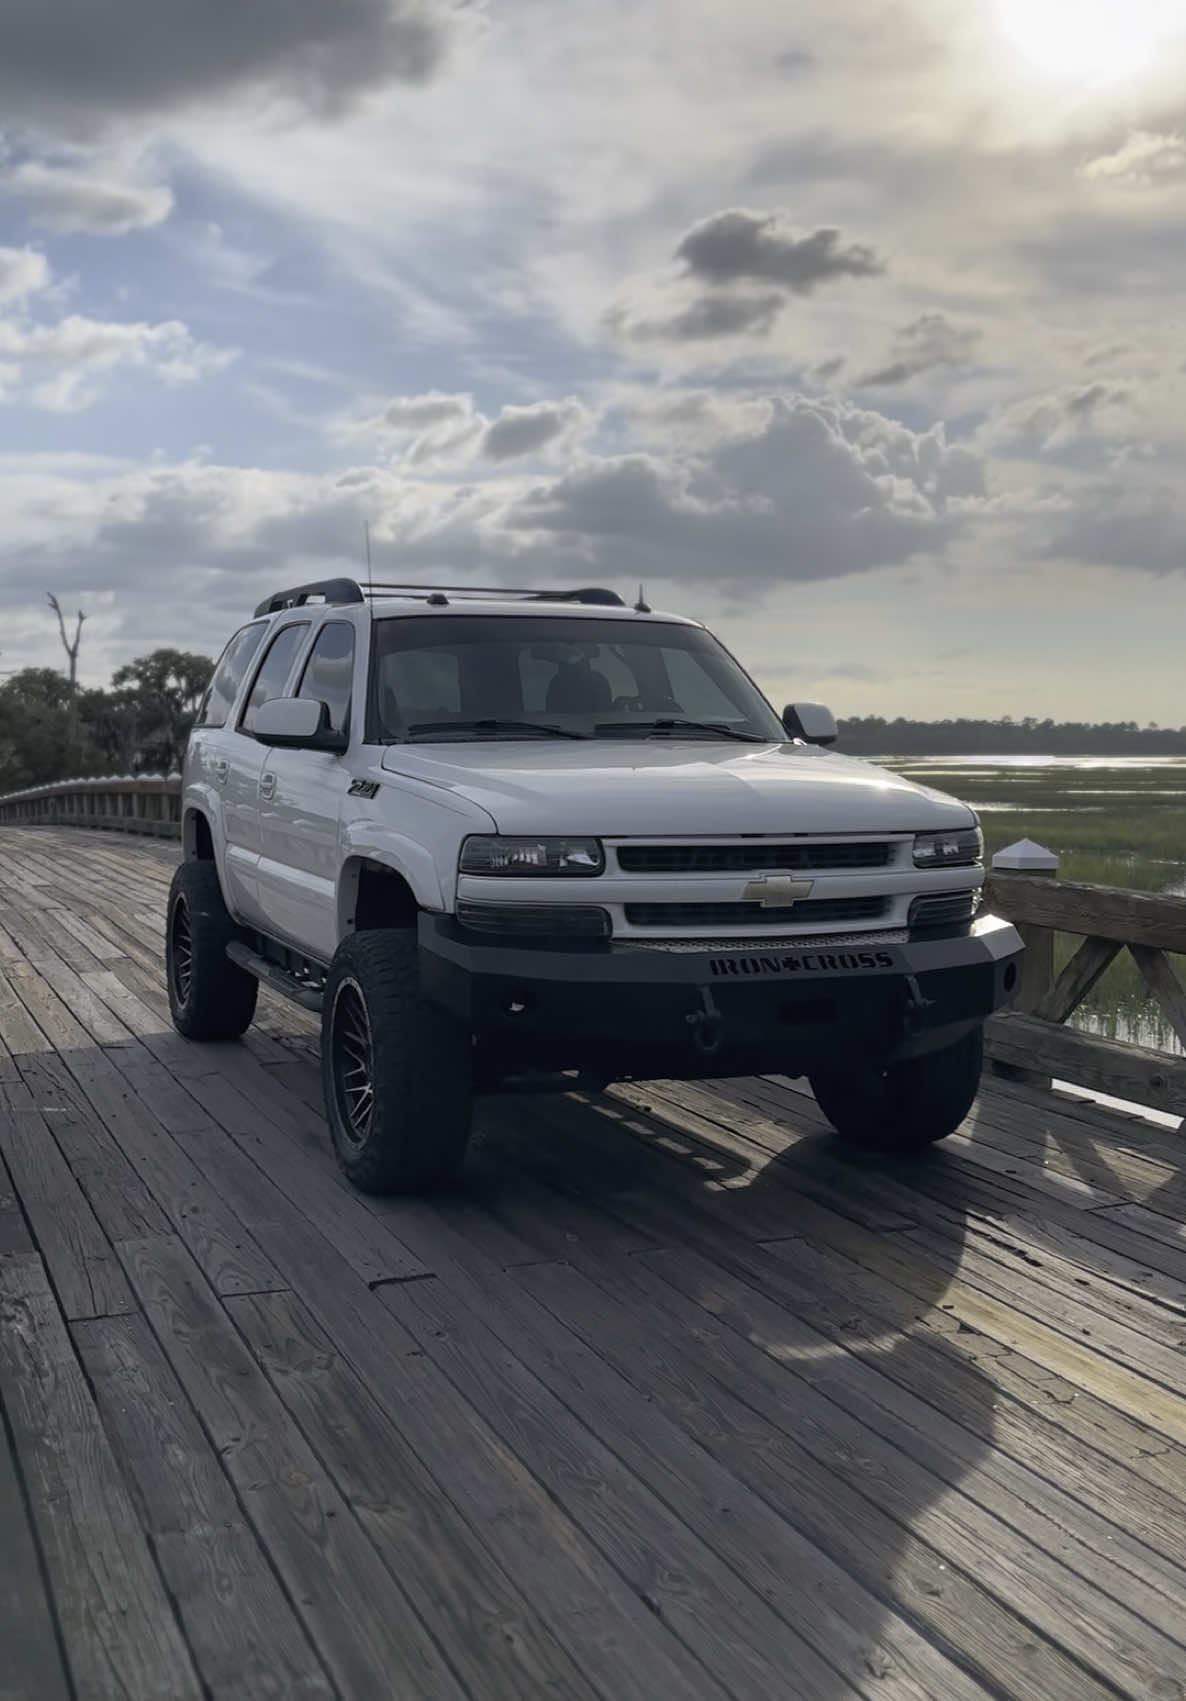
[
  {"left": 687, "top": 988, "right": 725, "bottom": 1058},
  {"left": 902, "top": 974, "right": 935, "bottom": 1038}
]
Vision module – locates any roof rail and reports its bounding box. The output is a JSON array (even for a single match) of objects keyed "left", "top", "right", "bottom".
[
  {"left": 360, "top": 583, "right": 626, "bottom": 608},
  {"left": 254, "top": 578, "right": 365, "bottom": 618}
]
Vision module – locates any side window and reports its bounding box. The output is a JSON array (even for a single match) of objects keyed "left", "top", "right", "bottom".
[
  {"left": 298, "top": 621, "right": 356, "bottom": 735},
  {"left": 199, "top": 625, "right": 266, "bottom": 728},
  {"left": 240, "top": 623, "right": 310, "bottom": 734}
]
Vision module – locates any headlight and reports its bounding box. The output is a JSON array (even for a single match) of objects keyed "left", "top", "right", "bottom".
[
  {"left": 913, "top": 825, "right": 984, "bottom": 869},
  {"left": 459, "top": 836, "right": 605, "bottom": 877}
]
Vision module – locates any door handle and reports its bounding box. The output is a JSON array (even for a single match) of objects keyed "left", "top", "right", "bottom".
[
  {"left": 213, "top": 758, "right": 229, "bottom": 785},
  {"left": 259, "top": 772, "right": 277, "bottom": 801}
]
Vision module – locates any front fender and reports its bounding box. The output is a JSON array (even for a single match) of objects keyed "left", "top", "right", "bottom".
[{"left": 338, "top": 823, "right": 458, "bottom": 916}]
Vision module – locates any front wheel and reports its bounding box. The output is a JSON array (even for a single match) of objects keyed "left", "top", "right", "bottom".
[
  {"left": 809, "top": 1026, "right": 983, "bottom": 1153},
  {"left": 321, "top": 929, "right": 473, "bottom": 1194},
  {"left": 166, "top": 861, "right": 258, "bottom": 1040}
]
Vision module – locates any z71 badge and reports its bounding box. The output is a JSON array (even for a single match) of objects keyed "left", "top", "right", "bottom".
[{"left": 348, "top": 779, "right": 380, "bottom": 799}]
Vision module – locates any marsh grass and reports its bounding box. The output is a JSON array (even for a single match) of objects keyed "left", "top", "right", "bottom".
[{"left": 886, "top": 758, "right": 1186, "bottom": 1053}]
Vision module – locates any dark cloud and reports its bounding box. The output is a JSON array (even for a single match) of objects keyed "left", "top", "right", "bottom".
[
  {"left": 609, "top": 290, "right": 785, "bottom": 344},
  {"left": 0, "top": 0, "right": 450, "bottom": 131},
  {"left": 860, "top": 314, "right": 980, "bottom": 386},
  {"left": 508, "top": 396, "right": 981, "bottom": 586},
  {"left": 1045, "top": 484, "right": 1184, "bottom": 573},
  {"left": 3, "top": 161, "right": 173, "bottom": 234},
  {"left": 482, "top": 400, "right": 583, "bottom": 459},
  {"left": 676, "top": 208, "right": 883, "bottom": 294},
  {"left": 379, "top": 391, "right": 472, "bottom": 429}
]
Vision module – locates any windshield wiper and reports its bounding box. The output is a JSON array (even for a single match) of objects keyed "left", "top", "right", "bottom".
[
  {"left": 405, "top": 718, "right": 589, "bottom": 740},
  {"left": 594, "top": 717, "right": 766, "bottom": 743}
]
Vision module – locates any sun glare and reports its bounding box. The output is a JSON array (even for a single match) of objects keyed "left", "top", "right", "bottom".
[{"left": 996, "top": 0, "right": 1175, "bottom": 83}]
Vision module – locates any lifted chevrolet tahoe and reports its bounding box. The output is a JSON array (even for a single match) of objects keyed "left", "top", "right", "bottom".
[{"left": 167, "top": 578, "right": 1023, "bottom": 1193}]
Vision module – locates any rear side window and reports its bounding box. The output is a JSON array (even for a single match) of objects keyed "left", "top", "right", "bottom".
[
  {"left": 298, "top": 621, "right": 356, "bottom": 735},
  {"left": 241, "top": 622, "right": 310, "bottom": 734},
  {"left": 199, "top": 624, "right": 266, "bottom": 728}
]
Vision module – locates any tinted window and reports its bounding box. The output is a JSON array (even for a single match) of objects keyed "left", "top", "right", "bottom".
[
  {"left": 241, "top": 623, "right": 310, "bottom": 733},
  {"left": 199, "top": 624, "right": 266, "bottom": 728},
  {"left": 368, "top": 615, "right": 785, "bottom": 741},
  {"left": 298, "top": 622, "right": 356, "bottom": 735}
]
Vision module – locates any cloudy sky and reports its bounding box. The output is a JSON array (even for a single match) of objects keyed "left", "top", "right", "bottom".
[{"left": 1, "top": 0, "right": 1185, "bottom": 721}]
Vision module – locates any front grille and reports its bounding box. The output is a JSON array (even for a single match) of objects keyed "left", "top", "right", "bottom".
[
  {"left": 617, "top": 841, "right": 893, "bottom": 874},
  {"left": 909, "top": 891, "right": 979, "bottom": 931},
  {"left": 624, "top": 897, "right": 891, "bottom": 929}
]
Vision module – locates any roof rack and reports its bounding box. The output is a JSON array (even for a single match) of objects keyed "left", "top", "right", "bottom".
[
  {"left": 254, "top": 578, "right": 365, "bottom": 618},
  {"left": 360, "top": 584, "right": 627, "bottom": 609},
  {"left": 253, "top": 580, "right": 629, "bottom": 618}
]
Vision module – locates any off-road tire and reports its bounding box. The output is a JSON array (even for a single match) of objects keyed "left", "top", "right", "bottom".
[
  {"left": 166, "top": 861, "right": 258, "bottom": 1040},
  {"left": 809, "top": 1026, "right": 983, "bottom": 1153},
  {"left": 321, "top": 928, "right": 473, "bottom": 1194}
]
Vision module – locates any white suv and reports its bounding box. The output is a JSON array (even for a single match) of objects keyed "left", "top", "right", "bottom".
[{"left": 168, "top": 579, "right": 1023, "bottom": 1192}]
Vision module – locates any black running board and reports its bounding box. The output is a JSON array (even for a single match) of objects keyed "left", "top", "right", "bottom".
[{"left": 226, "top": 941, "right": 324, "bottom": 1013}]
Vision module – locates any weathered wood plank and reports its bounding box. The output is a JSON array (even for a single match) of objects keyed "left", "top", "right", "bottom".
[
  {"left": 1034, "top": 935, "right": 1123, "bottom": 1025},
  {"left": 117, "top": 1234, "right": 469, "bottom": 1701},
  {"left": 987, "top": 1011, "right": 1186, "bottom": 1117},
  {"left": 0, "top": 1081, "right": 132, "bottom": 1318},
  {"left": 73, "top": 1312, "right": 335, "bottom": 1701},
  {"left": 0, "top": 1369, "right": 72, "bottom": 1701},
  {"left": 383, "top": 1270, "right": 971, "bottom": 1701},
  {"left": 987, "top": 871, "right": 1186, "bottom": 951},
  {"left": 227, "top": 1288, "right": 608, "bottom": 1701},
  {"left": 62, "top": 1048, "right": 287, "bottom": 1297},
  {"left": 0, "top": 1255, "right": 203, "bottom": 1700},
  {"left": 0, "top": 965, "right": 51, "bottom": 1054}
]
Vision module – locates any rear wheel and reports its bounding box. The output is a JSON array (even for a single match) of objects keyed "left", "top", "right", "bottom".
[
  {"left": 809, "top": 1026, "right": 983, "bottom": 1153},
  {"left": 166, "top": 861, "right": 258, "bottom": 1040},
  {"left": 322, "top": 929, "right": 473, "bottom": 1194}
]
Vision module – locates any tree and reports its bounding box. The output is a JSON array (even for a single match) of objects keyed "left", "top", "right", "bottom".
[
  {"left": 108, "top": 649, "right": 215, "bottom": 773},
  {"left": 47, "top": 593, "right": 86, "bottom": 748},
  {"left": 0, "top": 668, "right": 87, "bottom": 792}
]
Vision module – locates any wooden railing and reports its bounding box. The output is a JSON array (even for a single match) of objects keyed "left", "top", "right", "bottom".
[
  {"left": 987, "top": 845, "right": 1186, "bottom": 1120},
  {"left": 0, "top": 776, "right": 182, "bottom": 838}
]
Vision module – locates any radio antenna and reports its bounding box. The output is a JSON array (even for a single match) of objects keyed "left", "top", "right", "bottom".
[{"left": 364, "top": 521, "right": 373, "bottom": 608}]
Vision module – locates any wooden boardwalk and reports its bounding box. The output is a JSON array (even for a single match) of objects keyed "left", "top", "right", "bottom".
[{"left": 2, "top": 830, "right": 1186, "bottom": 1701}]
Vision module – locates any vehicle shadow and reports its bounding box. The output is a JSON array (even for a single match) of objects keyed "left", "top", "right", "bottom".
[{"left": 468, "top": 1082, "right": 1012, "bottom": 1701}]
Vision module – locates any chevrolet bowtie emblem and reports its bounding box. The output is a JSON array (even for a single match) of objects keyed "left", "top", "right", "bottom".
[{"left": 742, "top": 875, "right": 815, "bottom": 908}]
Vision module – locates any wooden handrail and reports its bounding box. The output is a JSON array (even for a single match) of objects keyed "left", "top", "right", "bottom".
[
  {"left": 0, "top": 776, "right": 183, "bottom": 838},
  {"left": 987, "top": 858, "right": 1186, "bottom": 1121}
]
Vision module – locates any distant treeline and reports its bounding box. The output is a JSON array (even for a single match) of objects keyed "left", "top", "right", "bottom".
[{"left": 836, "top": 717, "right": 1186, "bottom": 757}]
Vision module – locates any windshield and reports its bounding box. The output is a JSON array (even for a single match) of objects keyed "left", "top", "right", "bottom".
[{"left": 367, "top": 615, "right": 786, "bottom": 743}]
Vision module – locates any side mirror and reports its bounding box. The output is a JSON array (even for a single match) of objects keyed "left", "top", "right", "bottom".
[
  {"left": 782, "top": 702, "right": 838, "bottom": 746},
  {"left": 253, "top": 697, "right": 348, "bottom": 754}
]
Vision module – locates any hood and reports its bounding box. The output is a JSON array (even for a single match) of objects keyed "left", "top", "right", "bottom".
[{"left": 380, "top": 740, "right": 977, "bottom": 837}]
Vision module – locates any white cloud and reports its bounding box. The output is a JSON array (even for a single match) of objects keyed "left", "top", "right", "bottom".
[
  {"left": 4, "top": 159, "right": 174, "bottom": 234},
  {"left": 0, "top": 246, "right": 51, "bottom": 304},
  {"left": 0, "top": 313, "right": 236, "bottom": 412},
  {"left": 1082, "top": 132, "right": 1186, "bottom": 186}
]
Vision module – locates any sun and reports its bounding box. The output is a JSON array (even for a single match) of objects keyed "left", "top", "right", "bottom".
[{"left": 996, "top": 0, "right": 1175, "bottom": 83}]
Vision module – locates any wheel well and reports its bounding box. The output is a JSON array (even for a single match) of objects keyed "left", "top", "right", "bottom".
[
  {"left": 185, "top": 809, "right": 215, "bottom": 862},
  {"left": 347, "top": 860, "right": 419, "bottom": 932}
]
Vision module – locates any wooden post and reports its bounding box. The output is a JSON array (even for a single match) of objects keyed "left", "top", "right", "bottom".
[{"left": 991, "top": 838, "right": 1059, "bottom": 1087}]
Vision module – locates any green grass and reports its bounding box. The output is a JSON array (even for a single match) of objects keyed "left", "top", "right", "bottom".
[{"left": 885, "top": 758, "right": 1186, "bottom": 1053}]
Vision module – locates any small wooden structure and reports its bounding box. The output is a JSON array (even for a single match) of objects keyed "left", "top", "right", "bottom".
[{"left": 2, "top": 826, "right": 1186, "bottom": 1701}]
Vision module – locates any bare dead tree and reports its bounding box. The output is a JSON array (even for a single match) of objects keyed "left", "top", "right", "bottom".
[{"left": 47, "top": 593, "right": 86, "bottom": 747}]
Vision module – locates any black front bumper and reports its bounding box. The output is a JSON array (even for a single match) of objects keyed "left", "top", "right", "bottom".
[{"left": 418, "top": 912, "right": 1024, "bottom": 1081}]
